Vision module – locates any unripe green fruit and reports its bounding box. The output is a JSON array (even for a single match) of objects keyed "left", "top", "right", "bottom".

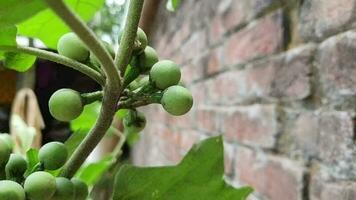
[
  {"left": 72, "top": 178, "right": 88, "bottom": 200},
  {"left": 57, "top": 32, "right": 89, "bottom": 62},
  {"left": 0, "top": 134, "right": 14, "bottom": 149},
  {"left": 161, "top": 86, "right": 193, "bottom": 116},
  {"left": 0, "top": 180, "right": 25, "bottom": 200},
  {"left": 38, "top": 142, "right": 68, "bottom": 170},
  {"left": 5, "top": 154, "right": 27, "bottom": 181},
  {"left": 132, "top": 28, "right": 148, "bottom": 55},
  {"left": 51, "top": 177, "right": 75, "bottom": 200},
  {"left": 49, "top": 89, "right": 83, "bottom": 122},
  {"left": 0, "top": 139, "right": 11, "bottom": 168},
  {"left": 149, "top": 60, "right": 181, "bottom": 89},
  {"left": 24, "top": 171, "right": 56, "bottom": 200},
  {"left": 123, "top": 110, "right": 146, "bottom": 133},
  {"left": 137, "top": 46, "right": 159, "bottom": 72}
]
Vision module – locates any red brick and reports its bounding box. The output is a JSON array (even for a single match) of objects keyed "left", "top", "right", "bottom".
[
  {"left": 195, "top": 107, "right": 223, "bottom": 134},
  {"left": 223, "top": 104, "right": 278, "bottom": 148},
  {"left": 206, "top": 44, "right": 314, "bottom": 105},
  {"left": 224, "top": 10, "right": 283, "bottom": 66},
  {"left": 299, "top": 0, "right": 356, "bottom": 40},
  {"left": 179, "top": 30, "right": 208, "bottom": 62},
  {"left": 209, "top": 0, "right": 278, "bottom": 42},
  {"left": 204, "top": 46, "right": 224, "bottom": 75},
  {"left": 233, "top": 147, "right": 305, "bottom": 200}
]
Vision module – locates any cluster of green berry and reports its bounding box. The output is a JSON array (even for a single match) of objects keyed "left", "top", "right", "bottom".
[
  {"left": 50, "top": 28, "right": 193, "bottom": 131},
  {"left": 0, "top": 134, "right": 88, "bottom": 200}
]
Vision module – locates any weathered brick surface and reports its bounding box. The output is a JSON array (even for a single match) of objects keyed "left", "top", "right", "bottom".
[
  {"left": 133, "top": 0, "right": 356, "bottom": 200},
  {"left": 299, "top": 0, "right": 356, "bottom": 41},
  {"left": 233, "top": 147, "right": 305, "bottom": 200},
  {"left": 205, "top": 44, "right": 314, "bottom": 105},
  {"left": 316, "top": 31, "right": 356, "bottom": 109},
  {"left": 289, "top": 110, "right": 354, "bottom": 164},
  {"left": 309, "top": 166, "right": 356, "bottom": 200}
]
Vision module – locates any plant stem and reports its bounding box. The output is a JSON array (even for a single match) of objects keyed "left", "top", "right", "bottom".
[
  {"left": 44, "top": 0, "right": 121, "bottom": 178},
  {"left": 0, "top": 45, "right": 105, "bottom": 86},
  {"left": 115, "top": 0, "right": 144, "bottom": 76},
  {"left": 44, "top": 0, "right": 144, "bottom": 178},
  {"left": 81, "top": 91, "right": 104, "bottom": 104}
]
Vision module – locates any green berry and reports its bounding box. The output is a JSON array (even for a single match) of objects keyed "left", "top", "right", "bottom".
[
  {"left": 149, "top": 60, "right": 181, "bottom": 89},
  {"left": 0, "top": 139, "right": 11, "bottom": 168},
  {"left": 24, "top": 171, "right": 56, "bottom": 200},
  {"left": 0, "top": 134, "right": 14, "bottom": 149},
  {"left": 72, "top": 178, "right": 88, "bottom": 200},
  {"left": 0, "top": 180, "right": 25, "bottom": 200},
  {"left": 123, "top": 110, "right": 146, "bottom": 133},
  {"left": 137, "top": 46, "right": 159, "bottom": 72},
  {"left": 57, "top": 32, "right": 89, "bottom": 62},
  {"left": 132, "top": 28, "right": 148, "bottom": 55},
  {"left": 38, "top": 142, "right": 68, "bottom": 170},
  {"left": 161, "top": 86, "right": 193, "bottom": 116},
  {"left": 5, "top": 154, "right": 27, "bottom": 181},
  {"left": 49, "top": 89, "right": 83, "bottom": 122},
  {"left": 51, "top": 177, "right": 75, "bottom": 200}
]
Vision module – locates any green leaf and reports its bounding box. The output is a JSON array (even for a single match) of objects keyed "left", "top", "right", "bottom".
[
  {"left": 0, "top": 0, "right": 46, "bottom": 27},
  {"left": 25, "top": 148, "right": 40, "bottom": 177},
  {"left": 115, "top": 109, "right": 129, "bottom": 120},
  {"left": 4, "top": 52, "right": 36, "bottom": 72},
  {"left": 70, "top": 102, "right": 101, "bottom": 133},
  {"left": 18, "top": 0, "right": 105, "bottom": 49},
  {"left": 76, "top": 155, "right": 114, "bottom": 186},
  {"left": 166, "top": 0, "right": 181, "bottom": 12},
  {"left": 113, "top": 136, "right": 253, "bottom": 200},
  {"left": 65, "top": 131, "right": 87, "bottom": 157},
  {"left": 0, "top": 26, "right": 17, "bottom": 59},
  {"left": 26, "top": 148, "right": 39, "bottom": 170}
]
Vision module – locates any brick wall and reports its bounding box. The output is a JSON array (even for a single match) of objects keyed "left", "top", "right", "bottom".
[{"left": 132, "top": 1, "right": 356, "bottom": 200}]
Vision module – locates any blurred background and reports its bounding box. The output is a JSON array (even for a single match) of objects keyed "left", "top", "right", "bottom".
[{"left": 1, "top": 0, "right": 356, "bottom": 200}]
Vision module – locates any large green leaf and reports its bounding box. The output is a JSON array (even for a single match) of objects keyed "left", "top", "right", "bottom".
[
  {"left": 18, "top": 0, "right": 105, "bottom": 49},
  {"left": 4, "top": 52, "right": 37, "bottom": 72},
  {"left": 0, "top": 0, "right": 46, "bottom": 27},
  {"left": 0, "top": 26, "right": 36, "bottom": 72},
  {"left": 113, "top": 136, "right": 253, "bottom": 200}
]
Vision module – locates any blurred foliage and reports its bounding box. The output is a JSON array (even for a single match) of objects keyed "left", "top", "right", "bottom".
[{"left": 90, "top": 0, "right": 128, "bottom": 44}]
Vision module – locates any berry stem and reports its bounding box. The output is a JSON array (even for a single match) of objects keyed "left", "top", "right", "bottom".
[
  {"left": 114, "top": 0, "right": 145, "bottom": 76},
  {"left": 0, "top": 45, "right": 105, "bottom": 86},
  {"left": 81, "top": 91, "right": 104, "bottom": 105}
]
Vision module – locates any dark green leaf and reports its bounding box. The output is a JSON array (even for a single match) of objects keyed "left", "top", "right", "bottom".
[
  {"left": 166, "top": 0, "right": 181, "bottom": 12},
  {"left": 113, "top": 136, "right": 253, "bottom": 200},
  {"left": 4, "top": 52, "right": 36, "bottom": 72},
  {"left": 0, "top": 0, "right": 46, "bottom": 27},
  {"left": 76, "top": 155, "right": 114, "bottom": 186},
  {"left": 18, "top": 0, "right": 105, "bottom": 49}
]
